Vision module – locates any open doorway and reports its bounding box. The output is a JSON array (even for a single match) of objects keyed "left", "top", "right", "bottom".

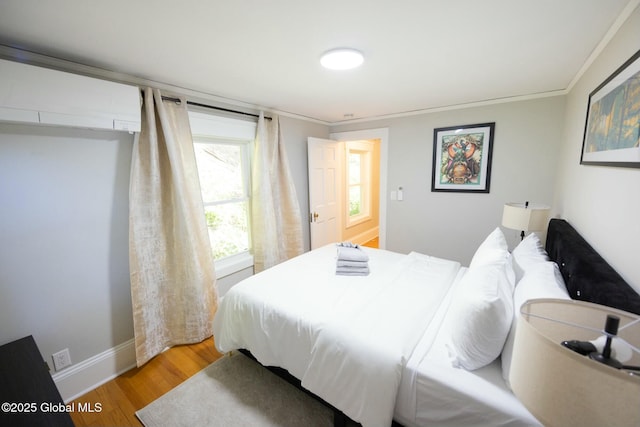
[
  {"left": 307, "top": 128, "right": 388, "bottom": 250},
  {"left": 307, "top": 136, "right": 382, "bottom": 250},
  {"left": 331, "top": 128, "right": 388, "bottom": 249},
  {"left": 342, "top": 139, "right": 380, "bottom": 248}
]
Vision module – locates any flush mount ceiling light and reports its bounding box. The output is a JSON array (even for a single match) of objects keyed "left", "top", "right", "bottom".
[{"left": 320, "top": 48, "right": 364, "bottom": 70}]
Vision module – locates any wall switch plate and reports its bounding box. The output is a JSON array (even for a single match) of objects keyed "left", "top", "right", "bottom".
[{"left": 52, "top": 348, "right": 72, "bottom": 371}]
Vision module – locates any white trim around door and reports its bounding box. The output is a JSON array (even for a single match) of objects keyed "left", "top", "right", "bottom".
[{"left": 330, "top": 128, "right": 389, "bottom": 249}]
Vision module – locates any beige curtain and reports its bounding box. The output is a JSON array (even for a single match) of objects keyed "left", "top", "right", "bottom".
[
  {"left": 251, "top": 113, "right": 304, "bottom": 272},
  {"left": 129, "top": 88, "right": 217, "bottom": 366}
]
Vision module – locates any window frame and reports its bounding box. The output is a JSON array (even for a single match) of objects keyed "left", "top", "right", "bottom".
[
  {"left": 193, "top": 136, "right": 252, "bottom": 254},
  {"left": 189, "top": 110, "right": 256, "bottom": 277}
]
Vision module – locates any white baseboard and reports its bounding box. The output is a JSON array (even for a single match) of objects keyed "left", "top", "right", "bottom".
[
  {"left": 52, "top": 338, "right": 137, "bottom": 402},
  {"left": 349, "top": 226, "right": 379, "bottom": 246}
]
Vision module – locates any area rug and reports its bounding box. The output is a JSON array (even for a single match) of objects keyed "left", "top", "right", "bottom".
[{"left": 136, "top": 352, "right": 333, "bottom": 427}]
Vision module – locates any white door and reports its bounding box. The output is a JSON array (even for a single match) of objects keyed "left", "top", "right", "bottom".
[{"left": 308, "top": 137, "right": 342, "bottom": 249}]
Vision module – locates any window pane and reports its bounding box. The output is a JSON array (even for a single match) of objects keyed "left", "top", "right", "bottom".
[
  {"left": 204, "top": 202, "right": 249, "bottom": 260},
  {"left": 349, "top": 153, "right": 361, "bottom": 185},
  {"left": 349, "top": 186, "right": 361, "bottom": 216},
  {"left": 194, "top": 143, "right": 244, "bottom": 202},
  {"left": 349, "top": 153, "right": 362, "bottom": 184}
]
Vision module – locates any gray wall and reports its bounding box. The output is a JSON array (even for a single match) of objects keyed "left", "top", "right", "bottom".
[
  {"left": 554, "top": 6, "right": 640, "bottom": 292},
  {"left": 279, "top": 115, "right": 331, "bottom": 251},
  {"left": 331, "top": 96, "right": 566, "bottom": 264},
  {"left": 0, "top": 123, "right": 134, "bottom": 370}
]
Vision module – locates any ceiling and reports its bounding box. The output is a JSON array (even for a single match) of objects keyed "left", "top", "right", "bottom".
[{"left": 0, "top": 0, "right": 636, "bottom": 124}]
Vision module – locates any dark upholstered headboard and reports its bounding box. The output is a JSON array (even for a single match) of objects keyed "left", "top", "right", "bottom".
[{"left": 546, "top": 218, "right": 640, "bottom": 315}]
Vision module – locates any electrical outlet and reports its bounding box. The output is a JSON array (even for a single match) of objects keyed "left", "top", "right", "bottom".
[{"left": 52, "top": 348, "right": 72, "bottom": 371}]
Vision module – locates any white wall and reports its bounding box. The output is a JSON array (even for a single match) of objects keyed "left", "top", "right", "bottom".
[
  {"left": 331, "top": 96, "right": 566, "bottom": 264},
  {"left": 0, "top": 123, "right": 134, "bottom": 371},
  {"left": 554, "top": 5, "right": 640, "bottom": 292}
]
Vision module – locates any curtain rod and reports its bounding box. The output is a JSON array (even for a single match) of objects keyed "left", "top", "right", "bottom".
[{"left": 160, "top": 95, "right": 272, "bottom": 120}]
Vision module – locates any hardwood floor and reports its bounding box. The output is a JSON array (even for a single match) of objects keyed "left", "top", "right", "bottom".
[
  {"left": 70, "top": 338, "right": 223, "bottom": 427},
  {"left": 362, "top": 236, "right": 379, "bottom": 248}
]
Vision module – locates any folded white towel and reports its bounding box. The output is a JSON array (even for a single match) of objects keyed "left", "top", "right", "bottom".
[
  {"left": 336, "top": 246, "right": 369, "bottom": 262},
  {"left": 336, "top": 266, "right": 370, "bottom": 276},
  {"left": 337, "top": 260, "right": 369, "bottom": 268},
  {"left": 337, "top": 263, "right": 369, "bottom": 270}
]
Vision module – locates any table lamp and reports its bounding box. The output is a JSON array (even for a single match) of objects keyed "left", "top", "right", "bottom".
[
  {"left": 502, "top": 201, "right": 550, "bottom": 240},
  {"left": 510, "top": 299, "right": 640, "bottom": 427}
]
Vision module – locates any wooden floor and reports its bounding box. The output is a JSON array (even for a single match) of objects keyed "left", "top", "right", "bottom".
[
  {"left": 69, "top": 338, "right": 223, "bottom": 427},
  {"left": 362, "top": 236, "right": 379, "bottom": 248}
]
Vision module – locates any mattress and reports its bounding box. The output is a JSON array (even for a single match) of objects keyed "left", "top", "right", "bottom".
[
  {"left": 214, "top": 242, "right": 542, "bottom": 427},
  {"left": 215, "top": 220, "right": 640, "bottom": 426},
  {"left": 395, "top": 266, "right": 542, "bottom": 427},
  {"left": 213, "top": 244, "right": 462, "bottom": 427}
]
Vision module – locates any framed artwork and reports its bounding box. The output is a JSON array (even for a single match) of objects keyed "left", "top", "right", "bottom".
[
  {"left": 431, "top": 122, "right": 495, "bottom": 193},
  {"left": 581, "top": 48, "right": 640, "bottom": 168}
]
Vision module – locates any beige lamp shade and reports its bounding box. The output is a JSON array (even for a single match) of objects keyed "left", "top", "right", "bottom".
[
  {"left": 502, "top": 202, "right": 549, "bottom": 233},
  {"left": 510, "top": 299, "right": 640, "bottom": 427}
]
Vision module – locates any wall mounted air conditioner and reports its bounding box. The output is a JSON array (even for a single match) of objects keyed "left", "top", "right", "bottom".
[{"left": 0, "top": 59, "right": 141, "bottom": 132}]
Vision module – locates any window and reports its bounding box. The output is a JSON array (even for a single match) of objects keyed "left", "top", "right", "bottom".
[
  {"left": 348, "top": 152, "right": 364, "bottom": 216},
  {"left": 193, "top": 139, "right": 250, "bottom": 260},
  {"left": 189, "top": 111, "right": 256, "bottom": 275},
  {"left": 346, "top": 141, "right": 373, "bottom": 226}
]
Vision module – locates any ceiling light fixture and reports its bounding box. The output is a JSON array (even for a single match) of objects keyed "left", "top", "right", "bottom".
[{"left": 320, "top": 48, "right": 364, "bottom": 70}]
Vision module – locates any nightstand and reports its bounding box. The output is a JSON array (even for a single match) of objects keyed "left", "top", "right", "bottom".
[{"left": 0, "top": 336, "right": 74, "bottom": 427}]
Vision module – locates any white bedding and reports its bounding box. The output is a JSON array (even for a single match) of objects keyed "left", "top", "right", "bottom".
[
  {"left": 213, "top": 243, "right": 542, "bottom": 427},
  {"left": 395, "top": 277, "right": 542, "bottom": 427},
  {"left": 213, "top": 244, "right": 461, "bottom": 427}
]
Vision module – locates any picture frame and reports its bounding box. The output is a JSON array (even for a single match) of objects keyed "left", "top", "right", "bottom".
[
  {"left": 581, "top": 48, "right": 640, "bottom": 168},
  {"left": 431, "top": 122, "right": 495, "bottom": 193}
]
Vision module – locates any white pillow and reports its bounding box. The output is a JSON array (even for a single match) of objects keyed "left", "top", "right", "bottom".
[
  {"left": 501, "top": 261, "right": 570, "bottom": 387},
  {"left": 511, "top": 232, "right": 549, "bottom": 283},
  {"left": 446, "top": 262, "right": 515, "bottom": 370},
  {"left": 469, "top": 227, "right": 516, "bottom": 289},
  {"left": 470, "top": 227, "right": 510, "bottom": 268}
]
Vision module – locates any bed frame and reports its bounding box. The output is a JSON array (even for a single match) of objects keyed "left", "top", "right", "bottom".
[
  {"left": 238, "top": 349, "right": 365, "bottom": 427},
  {"left": 546, "top": 219, "right": 640, "bottom": 315},
  {"left": 242, "top": 218, "right": 640, "bottom": 427}
]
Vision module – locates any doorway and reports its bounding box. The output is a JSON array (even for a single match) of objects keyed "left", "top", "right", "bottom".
[
  {"left": 341, "top": 138, "right": 380, "bottom": 247},
  {"left": 332, "top": 128, "right": 388, "bottom": 249},
  {"left": 307, "top": 128, "right": 388, "bottom": 250}
]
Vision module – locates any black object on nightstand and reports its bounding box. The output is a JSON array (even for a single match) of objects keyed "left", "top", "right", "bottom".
[{"left": 0, "top": 335, "right": 75, "bottom": 427}]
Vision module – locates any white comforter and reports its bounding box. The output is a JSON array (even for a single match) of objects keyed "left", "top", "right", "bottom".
[{"left": 213, "top": 245, "right": 461, "bottom": 427}]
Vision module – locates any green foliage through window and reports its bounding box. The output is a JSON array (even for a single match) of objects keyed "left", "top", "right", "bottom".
[{"left": 194, "top": 139, "right": 251, "bottom": 260}]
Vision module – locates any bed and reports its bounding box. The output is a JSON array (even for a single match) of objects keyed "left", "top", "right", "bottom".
[{"left": 212, "top": 219, "right": 640, "bottom": 427}]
